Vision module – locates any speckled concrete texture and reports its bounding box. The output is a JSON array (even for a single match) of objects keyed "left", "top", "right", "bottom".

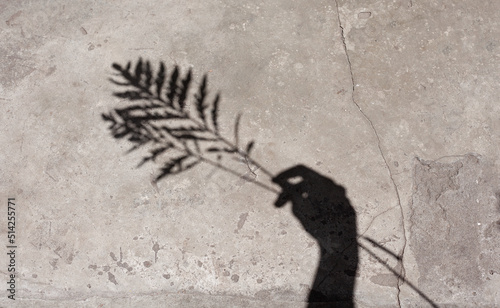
[{"left": 1, "top": 0, "right": 499, "bottom": 307}]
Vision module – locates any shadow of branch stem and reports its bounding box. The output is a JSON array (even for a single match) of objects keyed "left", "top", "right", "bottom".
[{"left": 359, "top": 237, "right": 438, "bottom": 308}]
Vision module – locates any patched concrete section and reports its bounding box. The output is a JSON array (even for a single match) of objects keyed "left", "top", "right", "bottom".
[{"left": 409, "top": 155, "right": 500, "bottom": 305}]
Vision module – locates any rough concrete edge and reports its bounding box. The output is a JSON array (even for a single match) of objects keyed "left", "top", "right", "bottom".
[{"left": 0, "top": 291, "right": 307, "bottom": 308}]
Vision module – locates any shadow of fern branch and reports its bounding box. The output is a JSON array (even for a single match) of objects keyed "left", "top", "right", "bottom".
[{"left": 102, "top": 58, "right": 274, "bottom": 188}]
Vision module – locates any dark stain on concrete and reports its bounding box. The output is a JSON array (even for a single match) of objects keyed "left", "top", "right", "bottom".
[
  {"left": 46, "top": 66, "right": 56, "bottom": 76},
  {"left": 234, "top": 212, "right": 249, "bottom": 233},
  {"left": 66, "top": 252, "right": 74, "bottom": 264},
  {"left": 117, "top": 261, "right": 133, "bottom": 272},
  {"left": 110, "top": 252, "right": 118, "bottom": 261},
  {"left": 369, "top": 273, "right": 398, "bottom": 287},
  {"left": 108, "top": 272, "right": 118, "bottom": 285},
  {"left": 152, "top": 242, "right": 160, "bottom": 262},
  {"left": 49, "top": 259, "right": 58, "bottom": 269},
  {"left": 6, "top": 11, "right": 22, "bottom": 26}
]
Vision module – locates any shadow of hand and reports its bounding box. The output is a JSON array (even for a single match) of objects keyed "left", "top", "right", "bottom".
[{"left": 273, "top": 165, "right": 358, "bottom": 306}]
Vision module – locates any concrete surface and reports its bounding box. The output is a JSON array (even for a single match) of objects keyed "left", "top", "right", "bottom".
[{"left": 1, "top": 0, "right": 499, "bottom": 307}]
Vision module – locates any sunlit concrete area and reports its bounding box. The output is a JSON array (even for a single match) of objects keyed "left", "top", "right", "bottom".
[{"left": 1, "top": 1, "right": 500, "bottom": 307}]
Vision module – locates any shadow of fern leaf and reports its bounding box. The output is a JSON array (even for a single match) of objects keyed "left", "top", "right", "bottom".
[
  {"left": 155, "top": 155, "right": 200, "bottom": 182},
  {"left": 178, "top": 69, "right": 192, "bottom": 111},
  {"left": 103, "top": 58, "right": 258, "bottom": 182},
  {"left": 167, "top": 66, "right": 179, "bottom": 107}
]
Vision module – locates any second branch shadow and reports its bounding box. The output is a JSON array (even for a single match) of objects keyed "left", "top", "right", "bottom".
[{"left": 273, "top": 165, "right": 358, "bottom": 307}]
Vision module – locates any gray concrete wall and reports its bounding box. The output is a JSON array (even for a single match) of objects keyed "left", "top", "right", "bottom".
[{"left": 1, "top": 0, "right": 499, "bottom": 307}]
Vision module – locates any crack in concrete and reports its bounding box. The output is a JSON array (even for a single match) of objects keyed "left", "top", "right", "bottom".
[
  {"left": 359, "top": 205, "right": 398, "bottom": 238},
  {"left": 333, "top": 2, "right": 407, "bottom": 307}
]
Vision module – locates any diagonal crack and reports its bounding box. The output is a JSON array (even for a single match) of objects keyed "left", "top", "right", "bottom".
[{"left": 333, "top": 2, "right": 408, "bottom": 307}]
